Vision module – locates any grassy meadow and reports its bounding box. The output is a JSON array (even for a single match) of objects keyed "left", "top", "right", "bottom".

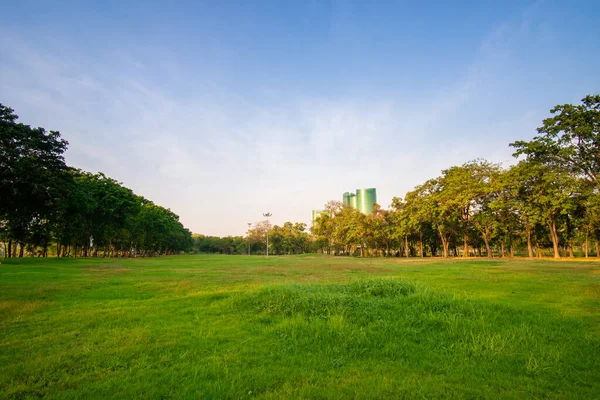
[{"left": 0, "top": 254, "right": 598, "bottom": 399}]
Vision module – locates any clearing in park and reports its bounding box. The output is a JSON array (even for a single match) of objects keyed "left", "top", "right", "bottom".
[{"left": 0, "top": 254, "right": 598, "bottom": 399}]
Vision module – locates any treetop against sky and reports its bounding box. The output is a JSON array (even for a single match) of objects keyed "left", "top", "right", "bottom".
[{"left": 1, "top": 1, "right": 599, "bottom": 235}]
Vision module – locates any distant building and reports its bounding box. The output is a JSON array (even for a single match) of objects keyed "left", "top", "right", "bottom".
[
  {"left": 343, "top": 188, "right": 377, "bottom": 214},
  {"left": 312, "top": 188, "right": 377, "bottom": 224}
]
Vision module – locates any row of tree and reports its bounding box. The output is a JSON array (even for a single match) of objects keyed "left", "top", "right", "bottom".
[
  {"left": 192, "top": 221, "right": 312, "bottom": 255},
  {"left": 3, "top": 95, "right": 597, "bottom": 259},
  {"left": 311, "top": 95, "right": 600, "bottom": 258},
  {"left": 1, "top": 104, "right": 193, "bottom": 257}
]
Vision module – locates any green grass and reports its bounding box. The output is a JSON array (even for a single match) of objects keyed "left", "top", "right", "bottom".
[{"left": 0, "top": 255, "right": 598, "bottom": 399}]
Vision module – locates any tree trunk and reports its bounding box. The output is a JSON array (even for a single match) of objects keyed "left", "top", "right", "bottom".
[
  {"left": 7, "top": 240, "right": 12, "bottom": 258},
  {"left": 482, "top": 233, "right": 492, "bottom": 259},
  {"left": 596, "top": 239, "right": 599, "bottom": 258},
  {"left": 548, "top": 219, "right": 560, "bottom": 259},
  {"left": 463, "top": 231, "right": 469, "bottom": 258},
  {"left": 526, "top": 225, "right": 533, "bottom": 258},
  {"left": 585, "top": 227, "right": 589, "bottom": 258},
  {"left": 439, "top": 230, "right": 449, "bottom": 258},
  {"left": 569, "top": 242, "right": 574, "bottom": 258},
  {"left": 18, "top": 244, "right": 24, "bottom": 257},
  {"left": 404, "top": 236, "right": 409, "bottom": 258},
  {"left": 500, "top": 239, "right": 505, "bottom": 258}
]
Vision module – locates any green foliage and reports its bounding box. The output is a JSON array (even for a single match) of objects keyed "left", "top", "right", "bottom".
[
  {"left": 312, "top": 96, "right": 600, "bottom": 259},
  {"left": 511, "top": 94, "right": 600, "bottom": 186},
  {"left": 192, "top": 234, "right": 247, "bottom": 254},
  {"left": 0, "top": 104, "right": 192, "bottom": 257},
  {"left": 269, "top": 222, "right": 311, "bottom": 255},
  {"left": 193, "top": 221, "right": 311, "bottom": 255},
  {"left": 0, "top": 104, "right": 69, "bottom": 255}
]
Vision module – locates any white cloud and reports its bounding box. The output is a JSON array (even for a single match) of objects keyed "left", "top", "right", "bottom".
[{"left": 1, "top": 5, "right": 595, "bottom": 235}]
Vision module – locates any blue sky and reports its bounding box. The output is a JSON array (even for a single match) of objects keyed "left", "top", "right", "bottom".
[{"left": 2, "top": 1, "right": 599, "bottom": 235}]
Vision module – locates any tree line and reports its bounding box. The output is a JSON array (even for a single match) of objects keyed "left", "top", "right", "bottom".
[
  {"left": 192, "top": 221, "right": 312, "bottom": 255},
  {"left": 311, "top": 95, "right": 600, "bottom": 258},
  {"left": 4, "top": 95, "right": 597, "bottom": 259},
  {"left": 1, "top": 104, "right": 193, "bottom": 258}
]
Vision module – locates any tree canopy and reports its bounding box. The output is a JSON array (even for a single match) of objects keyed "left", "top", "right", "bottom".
[
  {"left": 511, "top": 95, "right": 600, "bottom": 186},
  {"left": 309, "top": 95, "right": 600, "bottom": 259},
  {"left": 1, "top": 104, "right": 192, "bottom": 257}
]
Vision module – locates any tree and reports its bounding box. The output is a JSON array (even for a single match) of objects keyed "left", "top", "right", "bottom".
[
  {"left": 410, "top": 178, "right": 460, "bottom": 258},
  {"left": 471, "top": 192, "right": 500, "bottom": 259},
  {"left": 511, "top": 95, "right": 600, "bottom": 187},
  {"left": 438, "top": 160, "right": 501, "bottom": 257},
  {"left": 1, "top": 103, "right": 193, "bottom": 258},
  {"left": 310, "top": 213, "right": 332, "bottom": 254},
  {"left": 507, "top": 161, "right": 580, "bottom": 258},
  {"left": 0, "top": 104, "right": 69, "bottom": 257},
  {"left": 581, "top": 191, "right": 600, "bottom": 257}
]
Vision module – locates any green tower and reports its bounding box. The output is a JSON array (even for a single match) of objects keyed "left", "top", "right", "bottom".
[
  {"left": 343, "top": 192, "right": 351, "bottom": 206},
  {"left": 356, "top": 188, "right": 377, "bottom": 214},
  {"left": 349, "top": 193, "right": 357, "bottom": 209}
]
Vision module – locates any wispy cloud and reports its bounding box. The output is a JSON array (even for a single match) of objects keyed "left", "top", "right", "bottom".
[{"left": 1, "top": 3, "right": 595, "bottom": 235}]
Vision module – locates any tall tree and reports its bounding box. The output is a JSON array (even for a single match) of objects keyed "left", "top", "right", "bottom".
[
  {"left": 0, "top": 104, "right": 69, "bottom": 257},
  {"left": 511, "top": 95, "right": 600, "bottom": 187},
  {"left": 438, "top": 160, "right": 501, "bottom": 257},
  {"left": 508, "top": 161, "right": 579, "bottom": 258},
  {"left": 415, "top": 178, "right": 459, "bottom": 258}
]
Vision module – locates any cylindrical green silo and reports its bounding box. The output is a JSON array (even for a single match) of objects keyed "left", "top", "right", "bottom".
[
  {"left": 343, "top": 192, "right": 351, "bottom": 206},
  {"left": 356, "top": 188, "right": 377, "bottom": 214},
  {"left": 349, "top": 193, "right": 357, "bottom": 209}
]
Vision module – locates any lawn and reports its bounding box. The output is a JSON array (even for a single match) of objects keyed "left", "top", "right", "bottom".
[{"left": 0, "top": 255, "right": 598, "bottom": 399}]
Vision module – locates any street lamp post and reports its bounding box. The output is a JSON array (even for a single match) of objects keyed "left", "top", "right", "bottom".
[
  {"left": 247, "top": 222, "right": 252, "bottom": 255},
  {"left": 262, "top": 213, "right": 272, "bottom": 258}
]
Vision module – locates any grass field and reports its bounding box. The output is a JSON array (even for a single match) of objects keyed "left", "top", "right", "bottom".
[{"left": 1, "top": 255, "right": 599, "bottom": 399}]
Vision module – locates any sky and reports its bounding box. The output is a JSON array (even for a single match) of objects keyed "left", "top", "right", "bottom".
[{"left": 1, "top": 1, "right": 599, "bottom": 236}]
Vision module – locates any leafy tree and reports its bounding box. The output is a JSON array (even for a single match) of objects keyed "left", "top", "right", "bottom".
[
  {"left": 581, "top": 191, "right": 600, "bottom": 256},
  {"left": 0, "top": 104, "right": 69, "bottom": 257},
  {"left": 437, "top": 160, "right": 501, "bottom": 257},
  {"left": 420, "top": 178, "right": 460, "bottom": 258},
  {"left": 1, "top": 104, "right": 193, "bottom": 258},
  {"left": 511, "top": 95, "right": 600, "bottom": 187},
  {"left": 507, "top": 161, "right": 580, "bottom": 258}
]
